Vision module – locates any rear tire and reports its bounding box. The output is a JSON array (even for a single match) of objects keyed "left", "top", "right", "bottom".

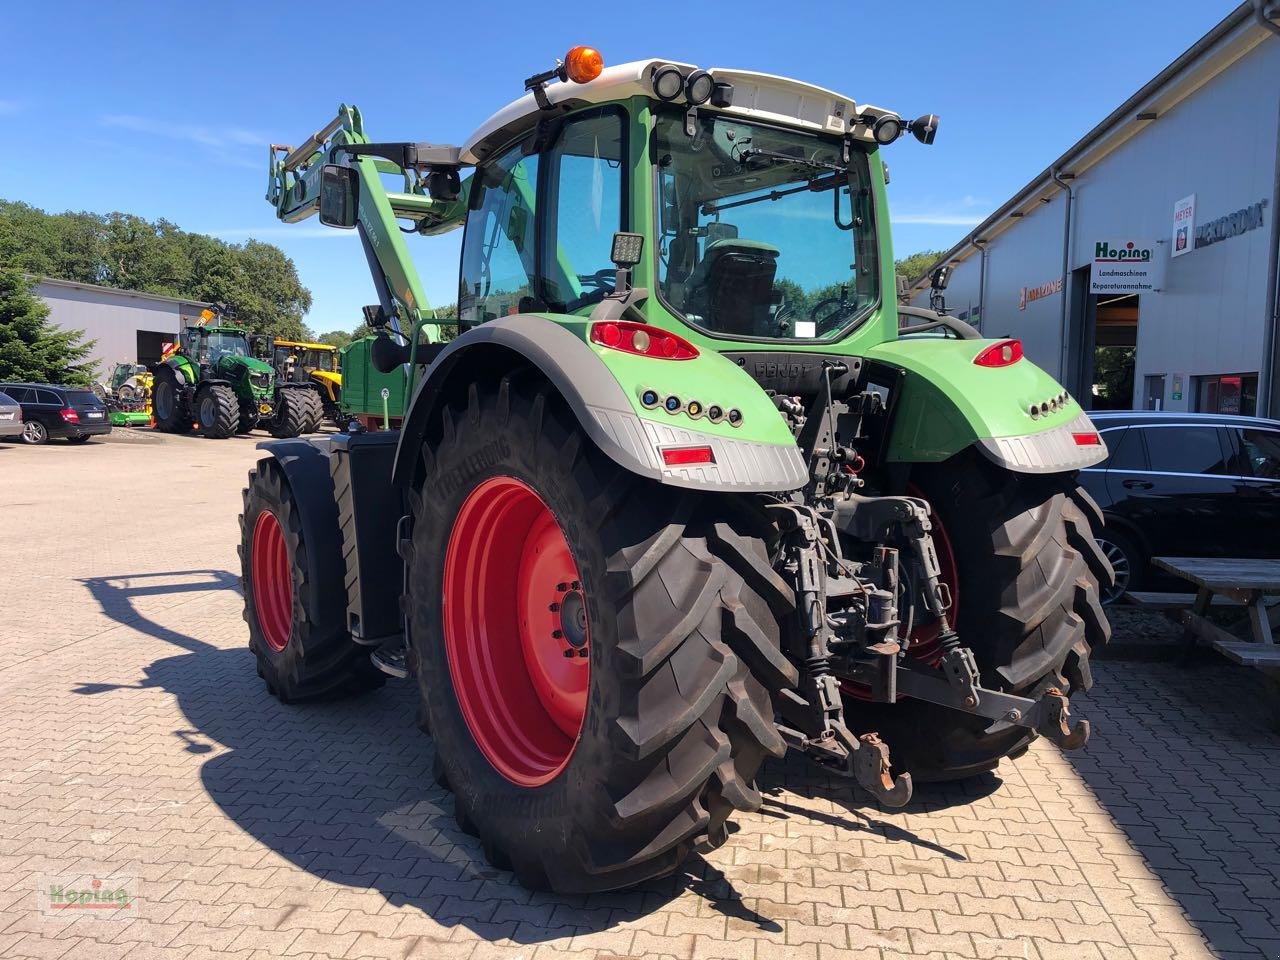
[
  {"left": 196, "top": 384, "right": 239, "bottom": 438},
  {"left": 408, "top": 375, "right": 794, "bottom": 893},
  {"left": 300, "top": 389, "right": 323, "bottom": 434},
  {"left": 239, "top": 459, "right": 383, "bottom": 701},
  {"left": 269, "top": 389, "right": 309, "bottom": 439},
  {"left": 846, "top": 451, "right": 1113, "bottom": 782},
  {"left": 151, "top": 366, "right": 191, "bottom": 433}
]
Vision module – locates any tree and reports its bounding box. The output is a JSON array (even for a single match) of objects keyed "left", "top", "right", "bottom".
[
  {"left": 316, "top": 329, "right": 352, "bottom": 350},
  {"left": 895, "top": 249, "right": 945, "bottom": 287},
  {"left": 0, "top": 269, "right": 97, "bottom": 386},
  {"left": 0, "top": 200, "right": 312, "bottom": 341}
]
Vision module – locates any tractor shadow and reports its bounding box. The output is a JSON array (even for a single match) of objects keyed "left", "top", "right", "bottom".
[
  {"left": 72, "top": 570, "right": 791, "bottom": 942},
  {"left": 756, "top": 758, "right": 980, "bottom": 863}
]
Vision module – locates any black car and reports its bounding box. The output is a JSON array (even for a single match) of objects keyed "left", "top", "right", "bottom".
[
  {"left": 1078, "top": 410, "right": 1280, "bottom": 601},
  {"left": 0, "top": 382, "right": 112, "bottom": 445}
]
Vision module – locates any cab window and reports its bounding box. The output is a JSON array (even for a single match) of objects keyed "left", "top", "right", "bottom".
[
  {"left": 458, "top": 107, "right": 625, "bottom": 326},
  {"left": 458, "top": 141, "right": 540, "bottom": 325},
  {"left": 542, "top": 107, "right": 625, "bottom": 313}
]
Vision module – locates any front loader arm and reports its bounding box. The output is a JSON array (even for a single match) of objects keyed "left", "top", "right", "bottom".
[{"left": 266, "top": 105, "right": 470, "bottom": 373}]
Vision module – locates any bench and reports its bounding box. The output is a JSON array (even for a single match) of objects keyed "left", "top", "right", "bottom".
[{"left": 1151, "top": 557, "right": 1280, "bottom": 671}]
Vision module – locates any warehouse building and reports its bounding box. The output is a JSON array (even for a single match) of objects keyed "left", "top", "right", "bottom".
[
  {"left": 907, "top": 1, "right": 1280, "bottom": 417},
  {"left": 36, "top": 278, "right": 211, "bottom": 373}
]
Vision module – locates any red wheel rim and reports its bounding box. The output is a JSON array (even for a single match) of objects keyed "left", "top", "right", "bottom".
[
  {"left": 251, "top": 510, "right": 293, "bottom": 652},
  {"left": 842, "top": 486, "right": 959, "bottom": 699},
  {"left": 443, "top": 476, "right": 589, "bottom": 787}
]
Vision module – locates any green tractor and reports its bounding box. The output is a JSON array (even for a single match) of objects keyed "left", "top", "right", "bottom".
[
  {"left": 242, "top": 48, "right": 1112, "bottom": 893},
  {"left": 153, "top": 321, "right": 318, "bottom": 439}
]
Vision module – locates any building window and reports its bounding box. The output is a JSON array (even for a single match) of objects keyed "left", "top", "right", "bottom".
[{"left": 1194, "top": 373, "right": 1258, "bottom": 416}]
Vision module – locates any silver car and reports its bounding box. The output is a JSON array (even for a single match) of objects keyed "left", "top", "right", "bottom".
[{"left": 0, "top": 390, "right": 22, "bottom": 439}]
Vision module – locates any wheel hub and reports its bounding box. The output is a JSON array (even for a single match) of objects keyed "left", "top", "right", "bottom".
[
  {"left": 443, "top": 475, "right": 589, "bottom": 787},
  {"left": 557, "top": 587, "right": 589, "bottom": 651}
]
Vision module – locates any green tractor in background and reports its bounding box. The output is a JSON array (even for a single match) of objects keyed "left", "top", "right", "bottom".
[{"left": 152, "top": 318, "right": 317, "bottom": 439}]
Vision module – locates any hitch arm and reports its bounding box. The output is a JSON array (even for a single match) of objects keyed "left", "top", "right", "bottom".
[{"left": 895, "top": 664, "right": 1090, "bottom": 751}]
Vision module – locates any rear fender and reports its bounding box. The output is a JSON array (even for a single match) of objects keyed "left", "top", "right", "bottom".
[
  {"left": 866, "top": 338, "right": 1108, "bottom": 474},
  {"left": 390, "top": 314, "right": 807, "bottom": 492}
]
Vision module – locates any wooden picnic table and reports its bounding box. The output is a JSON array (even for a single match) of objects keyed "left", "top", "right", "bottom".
[{"left": 1151, "top": 557, "right": 1280, "bottom": 669}]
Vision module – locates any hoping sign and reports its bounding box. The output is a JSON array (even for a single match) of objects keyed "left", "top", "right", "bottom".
[{"left": 1090, "top": 240, "right": 1159, "bottom": 294}]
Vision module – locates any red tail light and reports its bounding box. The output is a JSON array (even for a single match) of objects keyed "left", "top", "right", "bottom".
[
  {"left": 973, "top": 339, "right": 1024, "bottom": 368},
  {"left": 590, "top": 321, "right": 698, "bottom": 360},
  {"left": 661, "top": 446, "right": 715, "bottom": 466},
  {"left": 60, "top": 408, "right": 80, "bottom": 424},
  {"left": 1072, "top": 432, "right": 1101, "bottom": 446}
]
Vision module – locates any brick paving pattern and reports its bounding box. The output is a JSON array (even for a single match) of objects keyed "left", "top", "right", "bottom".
[{"left": 2, "top": 436, "right": 1279, "bottom": 959}]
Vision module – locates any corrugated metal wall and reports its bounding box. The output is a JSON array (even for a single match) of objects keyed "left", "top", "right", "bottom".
[
  {"left": 36, "top": 282, "right": 205, "bottom": 377},
  {"left": 912, "top": 37, "right": 1279, "bottom": 411}
]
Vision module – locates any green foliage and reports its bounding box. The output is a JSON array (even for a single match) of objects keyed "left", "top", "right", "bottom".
[
  {"left": 0, "top": 269, "right": 97, "bottom": 385},
  {"left": 316, "top": 329, "right": 353, "bottom": 350},
  {"left": 1092, "top": 346, "right": 1136, "bottom": 410},
  {"left": 895, "top": 248, "right": 945, "bottom": 286},
  {"left": 0, "top": 200, "right": 312, "bottom": 341}
]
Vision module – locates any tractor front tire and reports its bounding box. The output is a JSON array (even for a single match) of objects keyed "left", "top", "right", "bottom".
[
  {"left": 151, "top": 367, "right": 191, "bottom": 433},
  {"left": 196, "top": 384, "right": 239, "bottom": 439},
  {"left": 848, "top": 451, "right": 1113, "bottom": 782},
  {"left": 408, "top": 376, "right": 795, "bottom": 893},
  {"left": 239, "top": 458, "right": 383, "bottom": 701},
  {"left": 269, "top": 389, "right": 310, "bottom": 439}
]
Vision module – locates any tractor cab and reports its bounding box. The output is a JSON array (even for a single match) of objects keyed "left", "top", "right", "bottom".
[{"left": 182, "top": 326, "right": 252, "bottom": 370}]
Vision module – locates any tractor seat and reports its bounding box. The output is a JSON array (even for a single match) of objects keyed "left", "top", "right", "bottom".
[{"left": 685, "top": 239, "right": 780, "bottom": 336}]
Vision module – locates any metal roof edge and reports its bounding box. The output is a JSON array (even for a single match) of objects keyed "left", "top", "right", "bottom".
[
  {"left": 905, "top": 1, "right": 1270, "bottom": 294},
  {"left": 34, "top": 275, "right": 213, "bottom": 310}
]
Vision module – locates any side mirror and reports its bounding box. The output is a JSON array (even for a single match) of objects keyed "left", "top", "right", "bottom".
[
  {"left": 909, "top": 114, "right": 939, "bottom": 146},
  {"left": 319, "top": 164, "right": 359, "bottom": 228},
  {"left": 929, "top": 264, "right": 952, "bottom": 291}
]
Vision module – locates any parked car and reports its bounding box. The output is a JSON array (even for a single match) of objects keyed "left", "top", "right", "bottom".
[
  {"left": 0, "top": 382, "right": 112, "bottom": 445},
  {"left": 1078, "top": 410, "right": 1280, "bottom": 602},
  {"left": 0, "top": 389, "right": 23, "bottom": 439}
]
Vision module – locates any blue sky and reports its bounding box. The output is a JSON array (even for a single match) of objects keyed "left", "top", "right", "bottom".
[{"left": 2, "top": 0, "right": 1236, "bottom": 334}]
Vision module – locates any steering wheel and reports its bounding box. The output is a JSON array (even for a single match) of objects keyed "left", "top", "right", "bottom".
[{"left": 809, "top": 296, "right": 854, "bottom": 332}]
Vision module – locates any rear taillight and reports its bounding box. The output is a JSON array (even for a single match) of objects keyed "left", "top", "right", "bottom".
[
  {"left": 661, "top": 445, "right": 715, "bottom": 466},
  {"left": 973, "top": 339, "right": 1023, "bottom": 368},
  {"left": 60, "top": 408, "right": 79, "bottom": 424},
  {"left": 1072, "top": 432, "right": 1101, "bottom": 446},
  {"left": 590, "top": 321, "right": 698, "bottom": 360}
]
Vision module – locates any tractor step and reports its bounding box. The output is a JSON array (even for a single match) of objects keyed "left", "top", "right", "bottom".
[{"left": 370, "top": 645, "right": 408, "bottom": 679}]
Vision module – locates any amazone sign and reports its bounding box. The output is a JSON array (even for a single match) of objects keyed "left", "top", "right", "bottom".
[{"left": 1018, "top": 277, "right": 1062, "bottom": 310}]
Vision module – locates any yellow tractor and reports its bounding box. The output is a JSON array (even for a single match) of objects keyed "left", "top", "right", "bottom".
[{"left": 266, "top": 339, "right": 342, "bottom": 428}]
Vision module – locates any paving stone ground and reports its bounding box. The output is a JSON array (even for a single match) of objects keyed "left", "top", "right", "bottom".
[{"left": 2, "top": 433, "right": 1280, "bottom": 959}]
